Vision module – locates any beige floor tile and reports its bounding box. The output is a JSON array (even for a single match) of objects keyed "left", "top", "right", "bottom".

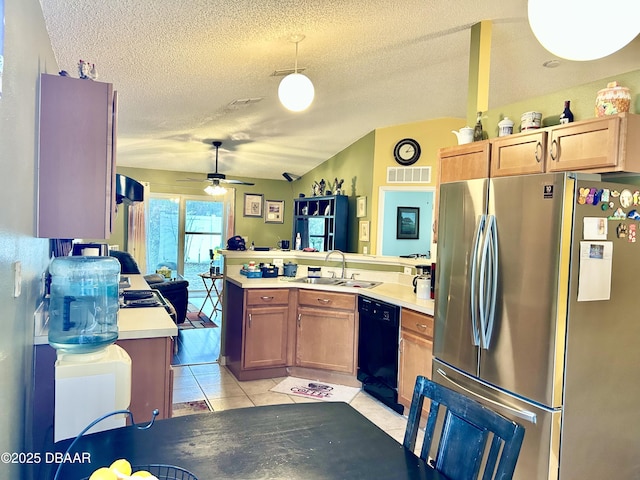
[
  {"left": 171, "top": 365, "right": 192, "bottom": 377},
  {"left": 208, "top": 395, "right": 255, "bottom": 411},
  {"left": 237, "top": 378, "right": 277, "bottom": 395},
  {"left": 248, "top": 391, "right": 295, "bottom": 406},
  {"left": 289, "top": 395, "right": 321, "bottom": 403},
  {"left": 200, "top": 381, "right": 246, "bottom": 399},
  {"left": 189, "top": 363, "right": 232, "bottom": 377},
  {"left": 195, "top": 372, "right": 237, "bottom": 388},
  {"left": 386, "top": 427, "right": 407, "bottom": 444},
  {"left": 173, "top": 373, "right": 199, "bottom": 390},
  {"left": 172, "top": 386, "right": 205, "bottom": 403}
]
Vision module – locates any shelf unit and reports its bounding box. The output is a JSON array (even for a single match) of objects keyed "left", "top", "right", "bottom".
[{"left": 293, "top": 195, "right": 348, "bottom": 252}]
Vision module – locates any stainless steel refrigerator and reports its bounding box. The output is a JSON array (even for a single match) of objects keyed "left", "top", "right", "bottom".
[{"left": 434, "top": 172, "right": 640, "bottom": 480}]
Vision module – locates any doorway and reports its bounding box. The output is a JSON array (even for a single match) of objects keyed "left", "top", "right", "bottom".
[{"left": 146, "top": 192, "right": 233, "bottom": 365}]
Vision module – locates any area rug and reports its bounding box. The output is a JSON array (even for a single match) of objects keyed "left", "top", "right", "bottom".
[
  {"left": 172, "top": 400, "right": 212, "bottom": 417},
  {"left": 178, "top": 305, "right": 218, "bottom": 330},
  {"left": 271, "top": 377, "right": 360, "bottom": 403}
]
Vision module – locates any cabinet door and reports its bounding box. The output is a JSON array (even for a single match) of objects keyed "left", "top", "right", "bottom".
[
  {"left": 243, "top": 306, "right": 288, "bottom": 369},
  {"left": 490, "top": 131, "right": 547, "bottom": 177},
  {"left": 438, "top": 141, "right": 491, "bottom": 184},
  {"left": 296, "top": 306, "right": 356, "bottom": 374},
  {"left": 398, "top": 329, "right": 433, "bottom": 413},
  {"left": 38, "top": 74, "right": 116, "bottom": 239},
  {"left": 117, "top": 337, "right": 173, "bottom": 422},
  {"left": 547, "top": 115, "right": 620, "bottom": 172}
]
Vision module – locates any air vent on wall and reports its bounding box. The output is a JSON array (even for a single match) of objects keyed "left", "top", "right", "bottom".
[{"left": 386, "top": 166, "right": 431, "bottom": 184}]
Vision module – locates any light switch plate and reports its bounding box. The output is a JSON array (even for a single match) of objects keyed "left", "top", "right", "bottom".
[
  {"left": 14, "top": 261, "right": 22, "bottom": 297},
  {"left": 403, "top": 266, "right": 412, "bottom": 275}
]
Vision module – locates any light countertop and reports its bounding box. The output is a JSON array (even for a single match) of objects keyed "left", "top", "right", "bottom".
[
  {"left": 225, "top": 269, "right": 434, "bottom": 316},
  {"left": 34, "top": 274, "right": 178, "bottom": 345}
]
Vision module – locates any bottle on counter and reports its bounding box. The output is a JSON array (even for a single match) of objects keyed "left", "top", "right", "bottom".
[
  {"left": 295, "top": 232, "right": 302, "bottom": 250},
  {"left": 473, "top": 111, "right": 483, "bottom": 141},
  {"left": 560, "top": 100, "right": 574, "bottom": 124}
]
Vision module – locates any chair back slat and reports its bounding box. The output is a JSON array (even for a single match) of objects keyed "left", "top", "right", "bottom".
[{"left": 403, "top": 376, "right": 525, "bottom": 480}]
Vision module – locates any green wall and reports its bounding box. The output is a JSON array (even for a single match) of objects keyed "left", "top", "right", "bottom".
[
  {"left": 294, "top": 131, "right": 376, "bottom": 252},
  {"left": 480, "top": 69, "right": 640, "bottom": 136},
  {"left": 115, "top": 166, "right": 295, "bottom": 249}
]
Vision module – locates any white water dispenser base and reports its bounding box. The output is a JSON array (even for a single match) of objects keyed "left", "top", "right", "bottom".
[{"left": 54, "top": 344, "right": 132, "bottom": 442}]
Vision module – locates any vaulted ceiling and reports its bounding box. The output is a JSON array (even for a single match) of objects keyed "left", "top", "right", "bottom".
[{"left": 40, "top": 0, "right": 640, "bottom": 181}]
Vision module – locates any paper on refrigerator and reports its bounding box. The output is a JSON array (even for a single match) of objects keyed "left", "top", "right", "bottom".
[{"left": 577, "top": 241, "right": 613, "bottom": 301}]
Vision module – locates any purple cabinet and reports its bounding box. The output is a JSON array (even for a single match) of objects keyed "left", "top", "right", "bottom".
[{"left": 37, "top": 74, "right": 117, "bottom": 239}]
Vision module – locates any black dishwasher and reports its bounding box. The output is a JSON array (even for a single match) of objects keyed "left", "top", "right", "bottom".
[{"left": 357, "top": 296, "right": 403, "bottom": 414}]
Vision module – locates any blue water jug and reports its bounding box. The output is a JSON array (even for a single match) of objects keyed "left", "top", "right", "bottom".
[{"left": 48, "top": 256, "right": 120, "bottom": 353}]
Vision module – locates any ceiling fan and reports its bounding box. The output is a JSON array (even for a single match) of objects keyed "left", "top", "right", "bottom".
[{"left": 204, "top": 141, "right": 254, "bottom": 187}]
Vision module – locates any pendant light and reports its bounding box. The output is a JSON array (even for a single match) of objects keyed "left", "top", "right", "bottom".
[
  {"left": 528, "top": 0, "right": 640, "bottom": 61},
  {"left": 278, "top": 35, "right": 315, "bottom": 112}
]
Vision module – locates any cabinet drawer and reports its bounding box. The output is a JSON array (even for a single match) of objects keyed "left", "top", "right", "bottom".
[
  {"left": 246, "top": 289, "right": 290, "bottom": 306},
  {"left": 401, "top": 308, "right": 433, "bottom": 338},
  {"left": 298, "top": 289, "right": 355, "bottom": 310}
]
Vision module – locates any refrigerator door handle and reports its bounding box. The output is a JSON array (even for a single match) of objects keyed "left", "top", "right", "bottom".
[
  {"left": 470, "top": 215, "right": 486, "bottom": 347},
  {"left": 480, "top": 215, "right": 499, "bottom": 349},
  {"left": 436, "top": 369, "right": 537, "bottom": 424}
]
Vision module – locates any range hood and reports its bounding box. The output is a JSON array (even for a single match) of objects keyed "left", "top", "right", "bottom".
[{"left": 115, "top": 174, "right": 144, "bottom": 204}]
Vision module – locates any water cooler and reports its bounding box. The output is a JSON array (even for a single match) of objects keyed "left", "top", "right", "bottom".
[{"left": 48, "top": 256, "right": 132, "bottom": 442}]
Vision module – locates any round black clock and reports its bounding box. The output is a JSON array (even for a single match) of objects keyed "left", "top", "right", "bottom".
[{"left": 393, "top": 138, "right": 421, "bottom": 165}]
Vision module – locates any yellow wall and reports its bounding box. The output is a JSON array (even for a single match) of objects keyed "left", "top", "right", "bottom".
[{"left": 370, "top": 117, "right": 465, "bottom": 253}]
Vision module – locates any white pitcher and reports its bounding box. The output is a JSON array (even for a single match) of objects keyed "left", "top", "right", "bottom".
[{"left": 452, "top": 127, "right": 474, "bottom": 145}]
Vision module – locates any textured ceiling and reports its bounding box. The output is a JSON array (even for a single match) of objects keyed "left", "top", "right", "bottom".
[{"left": 39, "top": 0, "right": 640, "bottom": 182}]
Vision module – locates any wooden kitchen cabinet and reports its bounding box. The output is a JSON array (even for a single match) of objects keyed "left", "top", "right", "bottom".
[
  {"left": 398, "top": 308, "right": 433, "bottom": 413},
  {"left": 490, "top": 130, "right": 547, "bottom": 177},
  {"left": 37, "top": 73, "right": 117, "bottom": 239},
  {"left": 225, "top": 282, "right": 293, "bottom": 381},
  {"left": 243, "top": 289, "right": 289, "bottom": 370},
  {"left": 117, "top": 336, "right": 174, "bottom": 422},
  {"left": 490, "top": 113, "right": 640, "bottom": 177},
  {"left": 296, "top": 290, "right": 357, "bottom": 374}
]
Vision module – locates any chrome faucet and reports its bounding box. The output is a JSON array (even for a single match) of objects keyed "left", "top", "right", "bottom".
[{"left": 325, "top": 250, "right": 346, "bottom": 279}]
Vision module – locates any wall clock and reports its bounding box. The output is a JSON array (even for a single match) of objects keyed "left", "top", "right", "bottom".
[{"left": 393, "top": 138, "right": 421, "bottom": 165}]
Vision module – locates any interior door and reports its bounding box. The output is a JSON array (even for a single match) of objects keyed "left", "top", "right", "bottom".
[
  {"left": 481, "top": 173, "right": 569, "bottom": 407},
  {"left": 433, "top": 178, "right": 488, "bottom": 377}
]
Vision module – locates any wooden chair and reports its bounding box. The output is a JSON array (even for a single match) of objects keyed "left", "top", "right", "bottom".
[{"left": 403, "top": 375, "right": 525, "bottom": 480}]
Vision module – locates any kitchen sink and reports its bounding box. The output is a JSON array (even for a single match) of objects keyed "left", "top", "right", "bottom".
[
  {"left": 292, "top": 277, "right": 344, "bottom": 285},
  {"left": 336, "top": 280, "right": 382, "bottom": 289},
  {"left": 291, "top": 277, "right": 382, "bottom": 289}
]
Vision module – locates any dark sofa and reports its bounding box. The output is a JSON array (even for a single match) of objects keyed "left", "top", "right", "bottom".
[{"left": 110, "top": 250, "right": 190, "bottom": 324}]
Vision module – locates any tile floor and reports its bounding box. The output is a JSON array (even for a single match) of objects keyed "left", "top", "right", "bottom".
[
  {"left": 172, "top": 362, "right": 411, "bottom": 445},
  {"left": 172, "top": 292, "right": 418, "bottom": 448}
]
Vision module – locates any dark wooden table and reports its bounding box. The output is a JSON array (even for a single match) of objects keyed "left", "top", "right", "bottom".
[{"left": 48, "top": 402, "right": 448, "bottom": 480}]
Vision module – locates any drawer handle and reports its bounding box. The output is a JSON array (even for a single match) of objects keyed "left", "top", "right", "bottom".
[
  {"left": 535, "top": 141, "right": 543, "bottom": 163},
  {"left": 316, "top": 298, "right": 331, "bottom": 304},
  {"left": 550, "top": 139, "right": 558, "bottom": 161},
  {"left": 416, "top": 323, "right": 428, "bottom": 330},
  {"left": 260, "top": 296, "right": 274, "bottom": 301}
]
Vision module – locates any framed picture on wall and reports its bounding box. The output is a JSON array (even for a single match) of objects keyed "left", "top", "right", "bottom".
[
  {"left": 265, "top": 199, "right": 285, "bottom": 223},
  {"left": 397, "top": 206, "right": 419, "bottom": 239},
  {"left": 359, "top": 220, "right": 370, "bottom": 241},
  {"left": 357, "top": 196, "right": 367, "bottom": 217},
  {"left": 244, "top": 193, "right": 263, "bottom": 217}
]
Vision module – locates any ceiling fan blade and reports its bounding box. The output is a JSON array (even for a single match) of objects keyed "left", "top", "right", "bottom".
[
  {"left": 176, "top": 177, "right": 207, "bottom": 182},
  {"left": 221, "top": 178, "right": 255, "bottom": 186}
]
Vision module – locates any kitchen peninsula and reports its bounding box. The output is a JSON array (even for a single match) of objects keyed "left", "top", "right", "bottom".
[{"left": 222, "top": 250, "right": 434, "bottom": 412}]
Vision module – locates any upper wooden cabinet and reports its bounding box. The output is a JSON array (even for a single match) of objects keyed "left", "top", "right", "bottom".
[
  {"left": 37, "top": 74, "right": 117, "bottom": 239},
  {"left": 490, "top": 113, "right": 640, "bottom": 177},
  {"left": 438, "top": 140, "right": 490, "bottom": 184}
]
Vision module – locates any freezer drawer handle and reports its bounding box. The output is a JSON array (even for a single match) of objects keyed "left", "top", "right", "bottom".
[{"left": 436, "top": 369, "right": 537, "bottom": 424}]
